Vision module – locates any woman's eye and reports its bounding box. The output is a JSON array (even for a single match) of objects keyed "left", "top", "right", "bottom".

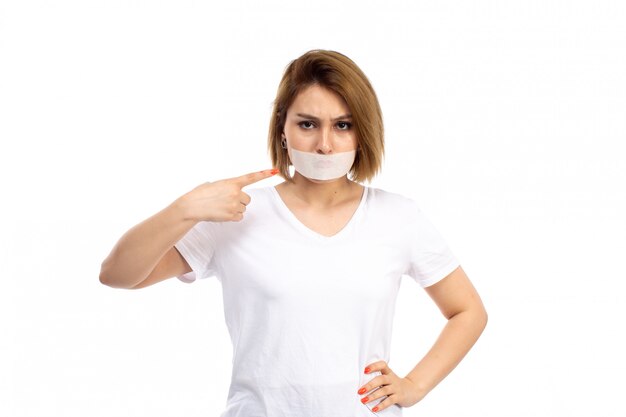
[
  {"left": 299, "top": 121, "right": 315, "bottom": 129},
  {"left": 337, "top": 121, "right": 352, "bottom": 130}
]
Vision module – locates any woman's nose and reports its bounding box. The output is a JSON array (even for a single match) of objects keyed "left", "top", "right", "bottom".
[{"left": 316, "top": 127, "right": 333, "bottom": 154}]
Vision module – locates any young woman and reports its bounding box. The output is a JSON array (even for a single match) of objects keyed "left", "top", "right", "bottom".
[{"left": 100, "top": 49, "right": 487, "bottom": 416}]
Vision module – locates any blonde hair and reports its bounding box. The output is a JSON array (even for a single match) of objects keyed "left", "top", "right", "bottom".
[{"left": 267, "top": 49, "right": 384, "bottom": 183}]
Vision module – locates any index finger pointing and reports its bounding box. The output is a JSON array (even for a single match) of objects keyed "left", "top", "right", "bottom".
[{"left": 231, "top": 168, "right": 279, "bottom": 187}]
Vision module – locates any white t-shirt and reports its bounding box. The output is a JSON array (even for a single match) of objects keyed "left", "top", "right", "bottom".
[{"left": 174, "top": 185, "right": 460, "bottom": 417}]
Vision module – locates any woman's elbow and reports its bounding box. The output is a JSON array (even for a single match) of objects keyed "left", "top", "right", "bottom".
[
  {"left": 98, "top": 261, "right": 131, "bottom": 289},
  {"left": 99, "top": 267, "right": 120, "bottom": 288},
  {"left": 476, "top": 304, "right": 488, "bottom": 332},
  {"left": 99, "top": 261, "right": 111, "bottom": 286}
]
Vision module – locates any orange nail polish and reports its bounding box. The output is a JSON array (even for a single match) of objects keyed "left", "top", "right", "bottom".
[
  {"left": 364, "top": 367, "right": 371, "bottom": 374},
  {"left": 372, "top": 406, "right": 379, "bottom": 412},
  {"left": 270, "top": 168, "right": 279, "bottom": 175},
  {"left": 358, "top": 388, "right": 366, "bottom": 395},
  {"left": 361, "top": 396, "right": 369, "bottom": 404}
]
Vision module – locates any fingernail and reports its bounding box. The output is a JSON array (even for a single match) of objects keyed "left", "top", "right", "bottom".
[
  {"left": 372, "top": 406, "right": 379, "bottom": 412},
  {"left": 358, "top": 388, "right": 366, "bottom": 395},
  {"left": 361, "top": 396, "right": 369, "bottom": 404},
  {"left": 364, "top": 367, "right": 371, "bottom": 374},
  {"left": 270, "top": 168, "right": 279, "bottom": 175}
]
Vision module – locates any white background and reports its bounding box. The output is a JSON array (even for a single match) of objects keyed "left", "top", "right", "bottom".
[{"left": 1, "top": 1, "right": 625, "bottom": 416}]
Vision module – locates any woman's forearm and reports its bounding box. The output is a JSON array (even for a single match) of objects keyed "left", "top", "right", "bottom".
[
  {"left": 99, "top": 199, "right": 197, "bottom": 289},
  {"left": 404, "top": 307, "right": 488, "bottom": 399}
]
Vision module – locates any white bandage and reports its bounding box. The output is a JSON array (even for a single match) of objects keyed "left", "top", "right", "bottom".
[{"left": 289, "top": 148, "right": 356, "bottom": 180}]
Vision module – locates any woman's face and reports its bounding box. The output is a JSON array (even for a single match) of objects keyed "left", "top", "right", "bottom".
[{"left": 282, "top": 84, "right": 357, "bottom": 159}]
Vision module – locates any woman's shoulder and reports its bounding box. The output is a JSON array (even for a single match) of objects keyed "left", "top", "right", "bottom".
[
  {"left": 365, "top": 186, "right": 421, "bottom": 212},
  {"left": 359, "top": 187, "right": 432, "bottom": 236}
]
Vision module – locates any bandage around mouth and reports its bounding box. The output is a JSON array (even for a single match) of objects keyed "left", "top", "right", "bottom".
[{"left": 290, "top": 148, "right": 356, "bottom": 180}]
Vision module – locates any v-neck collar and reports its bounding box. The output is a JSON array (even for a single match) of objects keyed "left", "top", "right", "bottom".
[{"left": 268, "top": 185, "right": 368, "bottom": 243}]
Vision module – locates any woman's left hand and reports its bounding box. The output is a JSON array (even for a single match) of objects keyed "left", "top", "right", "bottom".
[{"left": 357, "top": 360, "right": 424, "bottom": 412}]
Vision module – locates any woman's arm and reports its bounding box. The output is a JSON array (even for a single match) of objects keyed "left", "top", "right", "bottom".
[
  {"left": 99, "top": 200, "right": 197, "bottom": 289},
  {"left": 404, "top": 265, "right": 488, "bottom": 399},
  {"left": 99, "top": 169, "right": 278, "bottom": 289}
]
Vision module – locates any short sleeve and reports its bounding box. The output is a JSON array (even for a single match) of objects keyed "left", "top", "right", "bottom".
[
  {"left": 404, "top": 205, "right": 460, "bottom": 288},
  {"left": 174, "top": 221, "right": 219, "bottom": 283}
]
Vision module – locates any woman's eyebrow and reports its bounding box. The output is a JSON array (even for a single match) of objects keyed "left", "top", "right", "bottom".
[{"left": 296, "top": 112, "right": 353, "bottom": 121}]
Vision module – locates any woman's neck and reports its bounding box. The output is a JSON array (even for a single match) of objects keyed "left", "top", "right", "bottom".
[{"left": 279, "top": 171, "right": 362, "bottom": 209}]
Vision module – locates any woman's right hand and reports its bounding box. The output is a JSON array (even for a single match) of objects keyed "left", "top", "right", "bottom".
[{"left": 176, "top": 168, "right": 279, "bottom": 223}]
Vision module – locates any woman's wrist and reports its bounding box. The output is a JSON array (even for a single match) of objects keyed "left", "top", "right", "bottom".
[
  {"left": 170, "top": 194, "right": 199, "bottom": 223},
  {"left": 403, "top": 373, "right": 432, "bottom": 402}
]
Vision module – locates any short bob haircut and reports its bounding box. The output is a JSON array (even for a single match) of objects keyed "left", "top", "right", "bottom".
[{"left": 267, "top": 49, "right": 384, "bottom": 184}]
